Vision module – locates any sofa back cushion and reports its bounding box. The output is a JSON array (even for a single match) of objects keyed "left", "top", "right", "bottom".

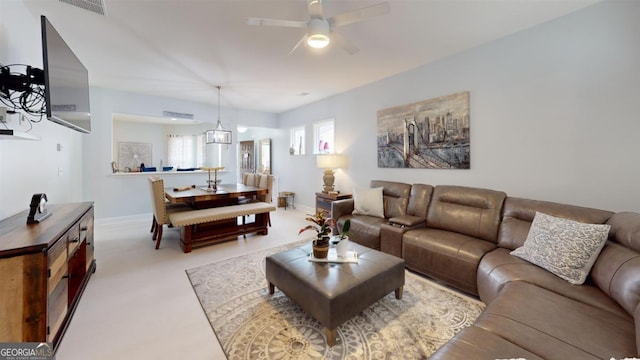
[
  {"left": 607, "top": 212, "right": 640, "bottom": 252},
  {"left": 406, "top": 184, "right": 434, "bottom": 218},
  {"left": 370, "top": 180, "right": 411, "bottom": 218},
  {"left": 498, "top": 197, "right": 613, "bottom": 250},
  {"left": 426, "top": 185, "right": 506, "bottom": 243}
]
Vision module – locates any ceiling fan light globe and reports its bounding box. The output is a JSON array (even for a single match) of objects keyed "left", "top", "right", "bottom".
[{"left": 308, "top": 34, "right": 330, "bottom": 48}]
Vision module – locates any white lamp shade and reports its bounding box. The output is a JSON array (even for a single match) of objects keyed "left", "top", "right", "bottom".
[{"left": 317, "top": 154, "right": 347, "bottom": 169}]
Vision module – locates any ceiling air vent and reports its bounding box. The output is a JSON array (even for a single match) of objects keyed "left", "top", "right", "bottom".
[
  {"left": 163, "top": 111, "right": 194, "bottom": 120},
  {"left": 58, "top": 0, "right": 106, "bottom": 16}
]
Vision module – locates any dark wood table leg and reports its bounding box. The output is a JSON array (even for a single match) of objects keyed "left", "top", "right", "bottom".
[
  {"left": 180, "top": 226, "right": 193, "bottom": 253},
  {"left": 395, "top": 286, "right": 403, "bottom": 300},
  {"left": 325, "top": 327, "right": 337, "bottom": 346}
]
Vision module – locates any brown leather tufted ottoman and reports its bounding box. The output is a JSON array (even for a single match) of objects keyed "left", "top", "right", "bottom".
[{"left": 266, "top": 241, "right": 405, "bottom": 346}]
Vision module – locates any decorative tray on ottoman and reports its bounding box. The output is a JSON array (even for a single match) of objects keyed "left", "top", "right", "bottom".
[{"left": 309, "top": 248, "right": 358, "bottom": 263}]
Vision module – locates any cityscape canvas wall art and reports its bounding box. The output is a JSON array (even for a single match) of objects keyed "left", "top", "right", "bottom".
[{"left": 377, "top": 91, "right": 470, "bottom": 169}]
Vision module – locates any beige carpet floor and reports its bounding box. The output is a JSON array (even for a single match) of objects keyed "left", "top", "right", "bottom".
[{"left": 186, "top": 242, "right": 485, "bottom": 359}]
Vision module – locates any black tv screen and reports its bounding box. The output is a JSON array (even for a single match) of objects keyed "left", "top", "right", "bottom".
[{"left": 41, "top": 15, "right": 91, "bottom": 133}]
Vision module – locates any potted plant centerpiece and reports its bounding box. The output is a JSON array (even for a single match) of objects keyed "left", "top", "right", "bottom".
[
  {"left": 335, "top": 219, "right": 350, "bottom": 258},
  {"left": 299, "top": 212, "right": 332, "bottom": 259}
]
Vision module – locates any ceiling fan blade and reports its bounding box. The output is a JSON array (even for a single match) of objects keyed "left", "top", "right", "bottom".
[
  {"left": 308, "top": 0, "right": 324, "bottom": 19},
  {"left": 329, "top": 2, "right": 390, "bottom": 28},
  {"left": 331, "top": 32, "right": 359, "bottom": 55},
  {"left": 245, "top": 17, "right": 307, "bottom": 28},
  {"left": 288, "top": 34, "right": 308, "bottom": 56}
]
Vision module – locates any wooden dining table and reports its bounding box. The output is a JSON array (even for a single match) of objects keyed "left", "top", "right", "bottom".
[{"left": 164, "top": 183, "right": 268, "bottom": 209}]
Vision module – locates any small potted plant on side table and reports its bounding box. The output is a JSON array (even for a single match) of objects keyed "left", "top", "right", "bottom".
[
  {"left": 299, "top": 212, "right": 332, "bottom": 259},
  {"left": 335, "top": 219, "right": 350, "bottom": 258}
]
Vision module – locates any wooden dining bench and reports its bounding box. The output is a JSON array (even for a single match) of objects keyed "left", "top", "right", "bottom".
[{"left": 168, "top": 202, "right": 276, "bottom": 253}]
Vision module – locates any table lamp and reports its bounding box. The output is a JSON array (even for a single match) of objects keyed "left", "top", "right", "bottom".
[{"left": 316, "top": 154, "right": 347, "bottom": 193}]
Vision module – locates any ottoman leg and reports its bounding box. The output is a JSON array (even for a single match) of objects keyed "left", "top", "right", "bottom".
[
  {"left": 395, "top": 286, "right": 403, "bottom": 300},
  {"left": 268, "top": 282, "right": 275, "bottom": 295},
  {"left": 325, "top": 327, "right": 337, "bottom": 347}
]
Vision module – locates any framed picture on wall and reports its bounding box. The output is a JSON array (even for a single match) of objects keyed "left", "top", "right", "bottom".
[
  {"left": 118, "top": 142, "right": 152, "bottom": 171},
  {"left": 377, "top": 91, "right": 470, "bottom": 169}
]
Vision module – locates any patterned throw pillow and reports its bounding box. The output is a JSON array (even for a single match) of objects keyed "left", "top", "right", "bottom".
[
  {"left": 352, "top": 187, "right": 384, "bottom": 218},
  {"left": 511, "top": 212, "right": 611, "bottom": 285}
]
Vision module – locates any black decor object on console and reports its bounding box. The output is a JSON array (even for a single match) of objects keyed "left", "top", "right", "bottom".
[{"left": 27, "top": 193, "right": 51, "bottom": 224}]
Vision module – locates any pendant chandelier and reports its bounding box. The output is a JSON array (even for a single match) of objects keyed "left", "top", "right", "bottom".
[{"left": 205, "top": 85, "right": 232, "bottom": 144}]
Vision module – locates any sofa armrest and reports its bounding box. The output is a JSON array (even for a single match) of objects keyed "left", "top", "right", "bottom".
[
  {"left": 380, "top": 216, "right": 426, "bottom": 258},
  {"left": 331, "top": 198, "right": 354, "bottom": 221},
  {"left": 331, "top": 199, "right": 354, "bottom": 234},
  {"left": 389, "top": 215, "right": 426, "bottom": 228},
  {"left": 380, "top": 224, "right": 403, "bottom": 258}
]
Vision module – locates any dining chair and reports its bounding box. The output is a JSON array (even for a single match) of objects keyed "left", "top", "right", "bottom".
[
  {"left": 257, "top": 174, "right": 274, "bottom": 204},
  {"left": 242, "top": 172, "right": 258, "bottom": 187},
  {"left": 240, "top": 174, "right": 274, "bottom": 230},
  {"left": 148, "top": 176, "right": 189, "bottom": 249}
]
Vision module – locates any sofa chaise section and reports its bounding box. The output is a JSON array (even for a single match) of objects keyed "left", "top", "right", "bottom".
[
  {"left": 432, "top": 280, "right": 636, "bottom": 359},
  {"left": 434, "top": 207, "right": 640, "bottom": 359}
]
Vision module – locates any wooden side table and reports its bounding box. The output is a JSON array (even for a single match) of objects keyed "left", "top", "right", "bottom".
[
  {"left": 315, "top": 192, "right": 352, "bottom": 218},
  {"left": 278, "top": 192, "right": 296, "bottom": 210}
]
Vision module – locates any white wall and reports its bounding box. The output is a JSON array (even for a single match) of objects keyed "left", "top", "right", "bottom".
[
  {"left": 0, "top": 1, "right": 84, "bottom": 219},
  {"left": 277, "top": 0, "right": 640, "bottom": 213}
]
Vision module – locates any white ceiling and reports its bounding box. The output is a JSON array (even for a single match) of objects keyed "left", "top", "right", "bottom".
[{"left": 24, "top": 0, "right": 601, "bottom": 114}]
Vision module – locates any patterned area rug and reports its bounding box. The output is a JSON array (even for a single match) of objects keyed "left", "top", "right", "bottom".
[{"left": 186, "top": 242, "right": 485, "bottom": 359}]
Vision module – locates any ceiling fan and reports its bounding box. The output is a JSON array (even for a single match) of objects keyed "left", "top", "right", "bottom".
[{"left": 246, "top": 0, "right": 390, "bottom": 55}]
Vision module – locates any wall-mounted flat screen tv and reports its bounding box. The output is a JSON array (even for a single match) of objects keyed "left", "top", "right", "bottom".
[{"left": 41, "top": 15, "right": 91, "bottom": 133}]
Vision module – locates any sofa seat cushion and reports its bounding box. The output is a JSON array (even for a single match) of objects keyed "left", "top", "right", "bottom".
[
  {"left": 403, "top": 228, "right": 496, "bottom": 295},
  {"left": 341, "top": 214, "right": 387, "bottom": 250},
  {"left": 475, "top": 281, "right": 636, "bottom": 359},
  {"left": 429, "top": 326, "right": 543, "bottom": 360},
  {"left": 477, "top": 248, "right": 629, "bottom": 317}
]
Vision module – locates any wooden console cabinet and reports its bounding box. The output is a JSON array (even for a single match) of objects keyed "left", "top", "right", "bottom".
[{"left": 0, "top": 202, "right": 95, "bottom": 350}]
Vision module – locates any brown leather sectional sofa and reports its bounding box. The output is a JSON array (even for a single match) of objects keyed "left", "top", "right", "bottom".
[{"left": 332, "top": 180, "right": 640, "bottom": 359}]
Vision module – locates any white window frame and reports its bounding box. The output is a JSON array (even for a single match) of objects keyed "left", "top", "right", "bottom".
[
  {"left": 167, "top": 133, "right": 206, "bottom": 169},
  {"left": 313, "top": 118, "right": 335, "bottom": 154}
]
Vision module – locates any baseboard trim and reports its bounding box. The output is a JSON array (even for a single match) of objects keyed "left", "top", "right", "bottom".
[{"left": 96, "top": 213, "right": 151, "bottom": 226}]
